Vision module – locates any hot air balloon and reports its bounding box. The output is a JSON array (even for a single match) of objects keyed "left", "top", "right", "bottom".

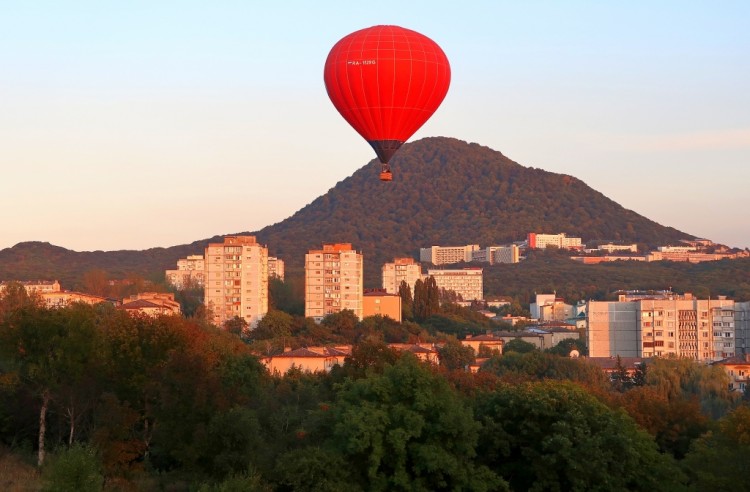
[{"left": 324, "top": 25, "right": 451, "bottom": 181}]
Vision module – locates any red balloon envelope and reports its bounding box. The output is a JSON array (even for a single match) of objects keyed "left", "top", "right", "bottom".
[{"left": 324, "top": 25, "right": 451, "bottom": 181}]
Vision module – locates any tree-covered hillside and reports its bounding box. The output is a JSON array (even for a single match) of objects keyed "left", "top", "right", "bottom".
[{"left": 0, "top": 137, "right": 694, "bottom": 288}]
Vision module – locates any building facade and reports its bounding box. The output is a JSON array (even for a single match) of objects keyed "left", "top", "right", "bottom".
[
  {"left": 0, "top": 280, "right": 61, "bottom": 294},
  {"left": 587, "top": 295, "right": 736, "bottom": 361},
  {"left": 204, "top": 236, "right": 269, "bottom": 329},
  {"left": 362, "top": 290, "right": 402, "bottom": 322},
  {"left": 426, "top": 268, "right": 483, "bottom": 301},
  {"left": 736, "top": 301, "right": 750, "bottom": 355},
  {"left": 305, "top": 243, "right": 363, "bottom": 322},
  {"left": 165, "top": 255, "right": 205, "bottom": 289},
  {"left": 471, "top": 245, "right": 520, "bottom": 264},
  {"left": 382, "top": 257, "right": 423, "bottom": 294},
  {"left": 527, "top": 233, "right": 582, "bottom": 250},
  {"left": 268, "top": 256, "right": 285, "bottom": 281},
  {"left": 419, "top": 245, "right": 479, "bottom": 265}
]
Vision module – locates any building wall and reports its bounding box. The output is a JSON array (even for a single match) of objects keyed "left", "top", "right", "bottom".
[
  {"left": 166, "top": 255, "right": 205, "bottom": 289},
  {"left": 363, "top": 293, "right": 402, "bottom": 322},
  {"left": 427, "top": 268, "right": 483, "bottom": 301},
  {"left": 527, "top": 233, "right": 582, "bottom": 249},
  {"left": 587, "top": 297, "right": 735, "bottom": 361},
  {"left": 0, "top": 280, "right": 61, "bottom": 294},
  {"left": 419, "top": 245, "right": 479, "bottom": 265},
  {"left": 305, "top": 243, "right": 363, "bottom": 322},
  {"left": 268, "top": 257, "right": 285, "bottom": 281},
  {"left": 382, "top": 258, "right": 422, "bottom": 294},
  {"left": 204, "top": 236, "right": 269, "bottom": 329},
  {"left": 736, "top": 301, "right": 750, "bottom": 355}
]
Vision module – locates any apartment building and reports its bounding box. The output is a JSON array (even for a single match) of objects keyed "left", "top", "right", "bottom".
[
  {"left": 527, "top": 233, "right": 582, "bottom": 250},
  {"left": 587, "top": 295, "right": 736, "bottom": 362},
  {"left": 305, "top": 243, "right": 363, "bottom": 322},
  {"left": 426, "top": 268, "right": 483, "bottom": 301},
  {"left": 121, "top": 292, "right": 181, "bottom": 317},
  {"left": 736, "top": 301, "right": 750, "bottom": 355},
  {"left": 268, "top": 257, "right": 285, "bottom": 281},
  {"left": 165, "top": 255, "right": 205, "bottom": 289},
  {"left": 530, "top": 293, "right": 573, "bottom": 321},
  {"left": 382, "top": 257, "right": 423, "bottom": 294},
  {"left": 420, "top": 244, "right": 479, "bottom": 265},
  {"left": 204, "top": 236, "right": 268, "bottom": 329},
  {"left": 471, "top": 245, "right": 520, "bottom": 264}
]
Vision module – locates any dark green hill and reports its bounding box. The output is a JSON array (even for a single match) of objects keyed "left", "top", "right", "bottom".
[{"left": 0, "top": 137, "right": 692, "bottom": 289}]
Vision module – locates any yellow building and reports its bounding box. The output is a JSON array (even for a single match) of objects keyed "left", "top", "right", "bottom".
[
  {"left": 713, "top": 355, "right": 750, "bottom": 393},
  {"left": 263, "top": 346, "right": 350, "bottom": 374},
  {"left": 363, "top": 290, "right": 402, "bottom": 322},
  {"left": 42, "top": 291, "right": 110, "bottom": 308},
  {"left": 0, "top": 280, "right": 61, "bottom": 294},
  {"left": 204, "top": 236, "right": 269, "bottom": 329},
  {"left": 419, "top": 245, "right": 479, "bottom": 265},
  {"left": 305, "top": 243, "right": 363, "bottom": 322},
  {"left": 382, "top": 257, "right": 422, "bottom": 294}
]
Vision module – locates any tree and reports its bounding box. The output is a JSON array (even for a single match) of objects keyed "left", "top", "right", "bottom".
[
  {"left": 502, "top": 338, "right": 537, "bottom": 354},
  {"left": 437, "top": 339, "right": 475, "bottom": 371},
  {"left": 223, "top": 316, "right": 249, "bottom": 338},
  {"left": 681, "top": 405, "right": 750, "bottom": 491},
  {"left": 413, "top": 278, "right": 440, "bottom": 322},
  {"left": 545, "top": 337, "right": 588, "bottom": 357},
  {"left": 252, "top": 310, "right": 293, "bottom": 341},
  {"left": 397, "top": 281, "right": 413, "bottom": 321},
  {"left": 475, "top": 381, "right": 686, "bottom": 491},
  {"left": 331, "top": 356, "right": 505, "bottom": 491}
]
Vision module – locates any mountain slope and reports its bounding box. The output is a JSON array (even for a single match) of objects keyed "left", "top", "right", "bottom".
[
  {"left": 0, "top": 137, "right": 691, "bottom": 287},
  {"left": 252, "top": 137, "right": 689, "bottom": 278}
]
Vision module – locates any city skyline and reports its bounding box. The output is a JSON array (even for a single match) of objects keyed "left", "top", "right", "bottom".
[{"left": 2, "top": 2, "right": 748, "bottom": 251}]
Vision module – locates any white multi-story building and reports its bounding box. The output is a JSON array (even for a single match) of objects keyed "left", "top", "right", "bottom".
[
  {"left": 594, "top": 243, "right": 638, "bottom": 254},
  {"left": 427, "top": 268, "right": 483, "bottom": 301},
  {"left": 527, "top": 233, "right": 582, "bottom": 250},
  {"left": 165, "top": 255, "right": 205, "bottom": 289},
  {"left": 587, "top": 294, "right": 735, "bottom": 362},
  {"left": 204, "top": 236, "right": 268, "bottom": 329},
  {"left": 382, "top": 257, "right": 423, "bottom": 294},
  {"left": 305, "top": 243, "right": 363, "bottom": 322},
  {"left": 471, "top": 245, "right": 520, "bottom": 265},
  {"left": 420, "top": 245, "right": 479, "bottom": 265},
  {"left": 0, "top": 280, "right": 61, "bottom": 294},
  {"left": 268, "top": 256, "right": 285, "bottom": 281}
]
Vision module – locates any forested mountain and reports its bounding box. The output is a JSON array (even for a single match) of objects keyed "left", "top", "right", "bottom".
[{"left": 0, "top": 137, "right": 692, "bottom": 288}]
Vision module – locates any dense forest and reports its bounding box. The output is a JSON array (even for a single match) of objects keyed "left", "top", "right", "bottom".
[
  {"left": 1, "top": 285, "right": 749, "bottom": 491},
  {"left": 0, "top": 137, "right": 694, "bottom": 289}
]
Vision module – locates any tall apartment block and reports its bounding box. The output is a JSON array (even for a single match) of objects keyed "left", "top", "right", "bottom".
[
  {"left": 268, "top": 256, "right": 285, "bottom": 281},
  {"left": 426, "top": 268, "right": 483, "bottom": 301},
  {"left": 165, "top": 255, "right": 205, "bottom": 289},
  {"left": 382, "top": 257, "right": 423, "bottom": 294},
  {"left": 204, "top": 236, "right": 268, "bottom": 329},
  {"left": 587, "top": 294, "right": 735, "bottom": 361},
  {"left": 305, "top": 243, "right": 363, "bottom": 322},
  {"left": 419, "top": 245, "right": 479, "bottom": 265},
  {"left": 527, "top": 233, "right": 582, "bottom": 250}
]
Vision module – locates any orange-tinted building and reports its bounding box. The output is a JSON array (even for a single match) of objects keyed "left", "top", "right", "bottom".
[
  {"left": 363, "top": 290, "right": 402, "bottom": 322},
  {"left": 305, "top": 243, "right": 363, "bottom": 322}
]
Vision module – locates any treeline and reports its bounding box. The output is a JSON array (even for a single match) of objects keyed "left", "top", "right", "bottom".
[{"left": 1, "top": 285, "right": 748, "bottom": 491}]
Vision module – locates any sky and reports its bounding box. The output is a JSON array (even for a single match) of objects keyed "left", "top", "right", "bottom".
[{"left": 1, "top": 1, "right": 748, "bottom": 252}]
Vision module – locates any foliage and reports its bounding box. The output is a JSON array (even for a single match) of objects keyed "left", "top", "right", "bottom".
[
  {"left": 42, "top": 443, "right": 103, "bottom": 492},
  {"left": 331, "top": 356, "right": 506, "bottom": 491},
  {"left": 502, "top": 338, "right": 537, "bottom": 354},
  {"left": 545, "top": 337, "right": 588, "bottom": 356},
  {"left": 681, "top": 405, "right": 750, "bottom": 491},
  {"left": 475, "top": 381, "right": 687, "bottom": 491},
  {"left": 645, "top": 357, "right": 738, "bottom": 418},
  {"left": 437, "top": 339, "right": 476, "bottom": 371},
  {"left": 481, "top": 352, "right": 608, "bottom": 388}
]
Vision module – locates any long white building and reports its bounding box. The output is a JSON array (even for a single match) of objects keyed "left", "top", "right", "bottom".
[
  {"left": 420, "top": 245, "right": 479, "bottom": 265},
  {"left": 527, "top": 233, "right": 582, "bottom": 250},
  {"left": 204, "top": 236, "right": 269, "bottom": 329},
  {"left": 587, "top": 294, "right": 735, "bottom": 361},
  {"left": 471, "top": 245, "right": 520, "bottom": 264},
  {"left": 165, "top": 255, "right": 205, "bottom": 289},
  {"left": 427, "top": 268, "right": 483, "bottom": 301},
  {"left": 305, "top": 243, "right": 363, "bottom": 322}
]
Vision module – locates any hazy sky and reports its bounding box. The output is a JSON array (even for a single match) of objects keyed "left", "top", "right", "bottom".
[{"left": 2, "top": 1, "right": 748, "bottom": 251}]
